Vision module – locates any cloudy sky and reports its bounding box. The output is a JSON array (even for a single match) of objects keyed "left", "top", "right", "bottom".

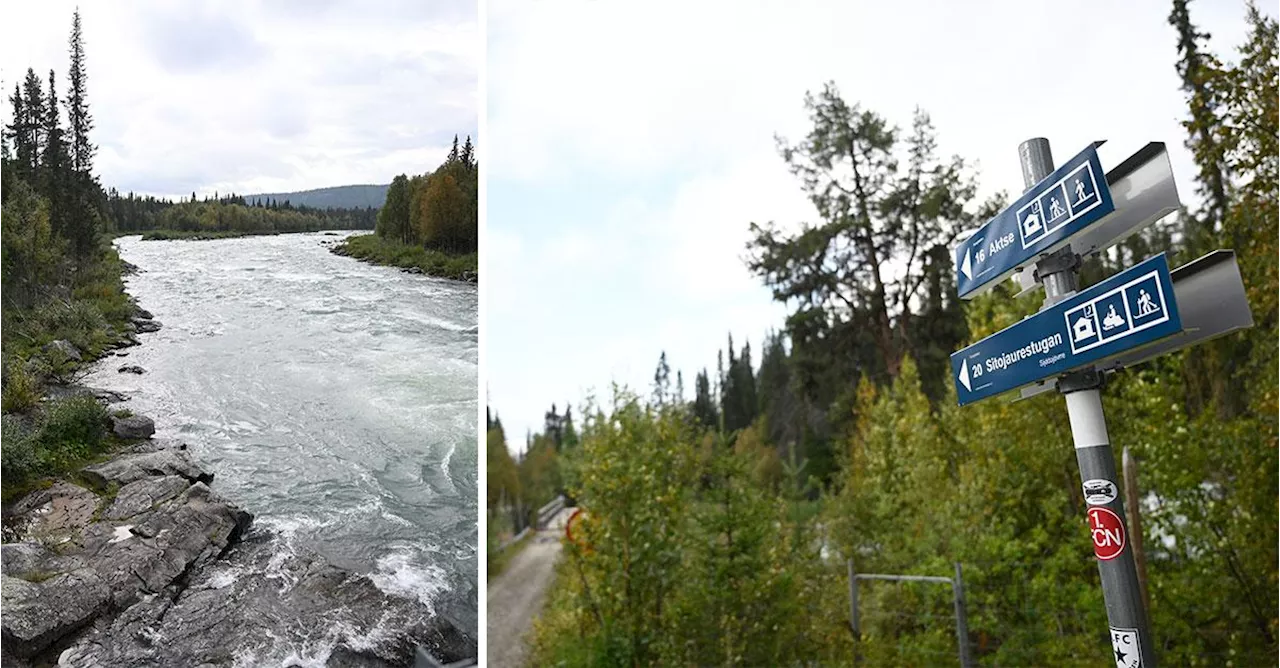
[
  {"left": 486, "top": 0, "right": 1273, "bottom": 448},
  {"left": 1, "top": 0, "right": 476, "bottom": 198}
]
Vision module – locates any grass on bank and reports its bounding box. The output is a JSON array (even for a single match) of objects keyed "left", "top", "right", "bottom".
[
  {"left": 487, "top": 528, "right": 535, "bottom": 581},
  {"left": 334, "top": 233, "right": 477, "bottom": 282},
  {"left": 2, "top": 240, "right": 138, "bottom": 501},
  {"left": 0, "top": 396, "right": 116, "bottom": 502}
]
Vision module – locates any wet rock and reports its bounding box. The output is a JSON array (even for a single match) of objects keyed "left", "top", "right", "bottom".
[
  {"left": 117, "top": 365, "right": 146, "bottom": 374},
  {"left": 121, "top": 260, "right": 140, "bottom": 276},
  {"left": 61, "top": 532, "right": 474, "bottom": 667},
  {"left": 134, "top": 320, "right": 162, "bottom": 333},
  {"left": 104, "top": 476, "right": 190, "bottom": 521},
  {"left": 111, "top": 414, "right": 155, "bottom": 440},
  {"left": 80, "top": 483, "right": 252, "bottom": 608},
  {"left": 45, "top": 385, "right": 129, "bottom": 406},
  {"left": 92, "top": 388, "right": 129, "bottom": 404},
  {"left": 121, "top": 438, "right": 189, "bottom": 455},
  {"left": 134, "top": 308, "right": 154, "bottom": 320},
  {"left": 41, "top": 340, "right": 82, "bottom": 363},
  {"left": 114, "top": 351, "right": 129, "bottom": 357},
  {"left": 80, "top": 450, "right": 213, "bottom": 488}
]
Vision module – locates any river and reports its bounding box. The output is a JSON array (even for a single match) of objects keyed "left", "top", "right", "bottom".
[{"left": 84, "top": 232, "right": 478, "bottom": 659}]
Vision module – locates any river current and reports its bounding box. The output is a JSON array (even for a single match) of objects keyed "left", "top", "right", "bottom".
[{"left": 85, "top": 232, "right": 478, "bottom": 660}]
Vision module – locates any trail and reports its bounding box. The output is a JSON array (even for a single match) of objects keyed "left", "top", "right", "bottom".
[{"left": 485, "top": 507, "right": 574, "bottom": 668}]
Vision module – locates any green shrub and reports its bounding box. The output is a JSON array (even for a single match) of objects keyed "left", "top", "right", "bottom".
[
  {"left": 1, "top": 361, "right": 40, "bottom": 413},
  {"left": 1, "top": 414, "right": 40, "bottom": 487},
  {"left": 38, "top": 395, "right": 107, "bottom": 458},
  {"left": 71, "top": 248, "right": 133, "bottom": 326}
]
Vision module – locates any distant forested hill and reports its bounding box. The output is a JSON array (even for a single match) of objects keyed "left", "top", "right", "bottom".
[{"left": 244, "top": 184, "right": 389, "bottom": 209}]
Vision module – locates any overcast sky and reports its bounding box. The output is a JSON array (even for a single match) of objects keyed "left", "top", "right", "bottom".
[
  {"left": 1, "top": 0, "right": 477, "bottom": 198},
  {"left": 486, "top": 0, "right": 1274, "bottom": 449}
]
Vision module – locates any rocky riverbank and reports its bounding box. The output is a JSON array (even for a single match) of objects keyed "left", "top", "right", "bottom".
[{"left": 1, "top": 297, "right": 475, "bottom": 666}]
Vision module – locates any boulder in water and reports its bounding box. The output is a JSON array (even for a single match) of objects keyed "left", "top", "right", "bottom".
[
  {"left": 111, "top": 414, "right": 155, "bottom": 440},
  {"left": 117, "top": 365, "right": 146, "bottom": 375},
  {"left": 133, "top": 319, "right": 162, "bottom": 333}
]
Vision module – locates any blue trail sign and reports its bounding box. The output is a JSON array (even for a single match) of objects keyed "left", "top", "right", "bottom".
[
  {"left": 951, "top": 253, "right": 1181, "bottom": 405},
  {"left": 955, "top": 143, "right": 1115, "bottom": 299}
]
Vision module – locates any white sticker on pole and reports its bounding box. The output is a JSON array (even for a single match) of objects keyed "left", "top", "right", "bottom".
[
  {"left": 1110, "top": 626, "right": 1142, "bottom": 668},
  {"left": 1082, "top": 479, "right": 1118, "bottom": 506}
]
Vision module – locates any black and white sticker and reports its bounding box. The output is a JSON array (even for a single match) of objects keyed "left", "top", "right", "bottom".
[
  {"left": 1083, "top": 478, "right": 1118, "bottom": 506},
  {"left": 1111, "top": 627, "right": 1142, "bottom": 668}
]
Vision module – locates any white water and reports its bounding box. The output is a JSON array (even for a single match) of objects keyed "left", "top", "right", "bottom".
[{"left": 85, "top": 232, "right": 478, "bottom": 639}]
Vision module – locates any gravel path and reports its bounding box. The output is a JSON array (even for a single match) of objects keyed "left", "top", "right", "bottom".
[{"left": 485, "top": 508, "right": 574, "bottom": 668}]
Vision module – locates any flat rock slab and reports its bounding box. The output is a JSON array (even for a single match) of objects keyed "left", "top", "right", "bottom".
[
  {"left": 80, "top": 450, "right": 212, "bottom": 488},
  {"left": 59, "top": 532, "right": 475, "bottom": 667},
  {"left": 8, "top": 482, "right": 101, "bottom": 548},
  {"left": 0, "top": 543, "right": 86, "bottom": 580},
  {"left": 104, "top": 475, "right": 189, "bottom": 521}
]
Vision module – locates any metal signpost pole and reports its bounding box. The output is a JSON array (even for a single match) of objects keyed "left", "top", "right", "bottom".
[
  {"left": 952, "top": 562, "right": 973, "bottom": 668},
  {"left": 1022, "top": 138, "right": 1156, "bottom": 668}
]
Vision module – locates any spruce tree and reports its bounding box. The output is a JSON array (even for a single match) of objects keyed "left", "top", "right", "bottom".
[
  {"left": 40, "top": 69, "right": 70, "bottom": 235},
  {"left": 5, "top": 84, "right": 28, "bottom": 182},
  {"left": 20, "top": 69, "right": 45, "bottom": 176},
  {"left": 65, "top": 9, "right": 94, "bottom": 175},
  {"left": 461, "top": 135, "right": 474, "bottom": 168},
  {"left": 653, "top": 351, "right": 671, "bottom": 405}
]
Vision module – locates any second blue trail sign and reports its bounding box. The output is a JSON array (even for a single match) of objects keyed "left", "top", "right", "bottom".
[{"left": 951, "top": 253, "right": 1182, "bottom": 405}]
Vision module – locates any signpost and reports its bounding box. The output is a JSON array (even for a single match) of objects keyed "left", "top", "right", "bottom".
[
  {"left": 950, "top": 137, "right": 1255, "bottom": 668},
  {"left": 951, "top": 254, "right": 1181, "bottom": 405},
  {"left": 955, "top": 142, "right": 1115, "bottom": 300}
]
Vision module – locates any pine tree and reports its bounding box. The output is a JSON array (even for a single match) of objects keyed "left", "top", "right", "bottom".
[
  {"left": 65, "top": 9, "right": 94, "bottom": 174},
  {"left": 448, "top": 134, "right": 459, "bottom": 163},
  {"left": 653, "top": 351, "right": 671, "bottom": 405},
  {"left": 461, "top": 135, "right": 474, "bottom": 168},
  {"left": 693, "top": 368, "right": 719, "bottom": 430},
  {"left": 40, "top": 69, "right": 70, "bottom": 236},
  {"left": 1169, "top": 0, "right": 1228, "bottom": 243},
  {"left": 20, "top": 69, "right": 46, "bottom": 176},
  {"left": 5, "top": 84, "right": 27, "bottom": 182}
]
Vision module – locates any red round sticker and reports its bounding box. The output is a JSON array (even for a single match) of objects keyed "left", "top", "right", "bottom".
[{"left": 1088, "top": 507, "right": 1126, "bottom": 560}]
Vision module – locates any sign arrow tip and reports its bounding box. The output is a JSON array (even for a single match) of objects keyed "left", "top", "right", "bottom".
[
  {"left": 961, "top": 248, "right": 973, "bottom": 280},
  {"left": 958, "top": 362, "right": 971, "bottom": 391}
]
